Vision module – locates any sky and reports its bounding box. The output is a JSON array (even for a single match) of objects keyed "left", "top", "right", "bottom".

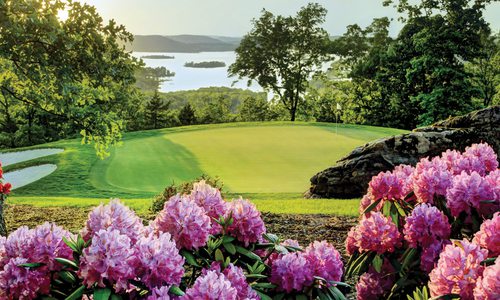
[{"left": 78, "top": 0, "right": 500, "bottom": 37}]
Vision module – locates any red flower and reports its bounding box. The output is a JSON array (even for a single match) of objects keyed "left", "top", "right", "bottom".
[{"left": 1, "top": 182, "right": 11, "bottom": 195}]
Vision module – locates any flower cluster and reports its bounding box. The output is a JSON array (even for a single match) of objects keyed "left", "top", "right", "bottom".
[
  {"left": 412, "top": 157, "right": 453, "bottom": 204},
  {"left": 356, "top": 262, "right": 395, "bottom": 300},
  {"left": 473, "top": 212, "right": 500, "bottom": 257},
  {"left": 226, "top": 198, "right": 266, "bottom": 246},
  {"left": 270, "top": 240, "right": 343, "bottom": 293},
  {"left": 446, "top": 171, "right": 494, "bottom": 217},
  {"left": 345, "top": 212, "right": 401, "bottom": 255},
  {"left": 183, "top": 270, "right": 237, "bottom": 300},
  {"left": 473, "top": 257, "right": 500, "bottom": 300},
  {"left": 429, "top": 240, "right": 488, "bottom": 299},
  {"left": 0, "top": 223, "right": 74, "bottom": 299}
]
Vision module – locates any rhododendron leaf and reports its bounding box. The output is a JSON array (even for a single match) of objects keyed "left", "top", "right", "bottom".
[
  {"left": 394, "top": 202, "right": 407, "bottom": 216},
  {"left": 58, "top": 270, "right": 77, "bottom": 284},
  {"left": 253, "top": 282, "right": 277, "bottom": 289},
  {"left": 180, "top": 250, "right": 200, "bottom": 267},
  {"left": 274, "top": 245, "right": 288, "bottom": 254},
  {"left": 93, "top": 288, "right": 111, "bottom": 300},
  {"left": 62, "top": 236, "right": 79, "bottom": 253},
  {"left": 363, "top": 199, "right": 382, "bottom": 214},
  {"left": 76, "top": 234, "right": 85, "bottom": 250},
  {"left": 223, "top": 242, "right": 236, "bottom": 255},
  {"left": 481, "top": 257, "right": 496, "bottom": 266},
  {"left": 273, "top": 293, "right": 285, "bottom": 300},
  {"left": 246, "top": 273, "right": 267, "bottom": 278},
  {"left": 18, "top": 262, "right": 43, "bottom": 268},
  {"left": 390, "top": 204, "right": 400, "bottom": 227},
  {"left": 383, "top": 201, "right": 392, "bottom": 216},
  {"left": 328, "top": 281, "right": 351, "bottom": 288},
  {"left": 222, "top": 235, "right": 235, "bottom": 243},
  {"left": 328, "top": 286, "right": 347, "bottom": 300},
  {"left": 110, "top": 295, "right": 122, "bottom": 300},
  {"left": 263, "top": 233, "right": 279, "bottom": 243},
  {"left": 169, "top": 285, "right": 185, "bottom": 296},
  {"left": 64, "top": 285, "right": 85, "bottom": 300},
  {"left": 55, "top": 257, "right": 79, "bottom": 269},
  {"left": 284, "top": 245, "right": 303, "bottom": 252},
  {"left": 235, "top": 245, "right": 262, "bottom": 261},
  {"left": 317, "top": 289, "right": 332, "bottom": 300},
  {"left": 215, "top": 249, "right": 224, "bottom": 262},
  {"left": 296, "top": 295, "right": 308, "bottom": 300},
  {"left": 255, "top": 290, "right": 272, "bottom": 300},
  {"left": 373, "top": 255, "right": 383, "bottom": 273},
  {"left": 400, "top": 248, "right": 417, "bottom": 273}
]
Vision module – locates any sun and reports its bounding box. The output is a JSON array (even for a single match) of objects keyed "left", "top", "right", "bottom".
[{"left": 57, "top": 8, "right": 69, "bottom": 21}]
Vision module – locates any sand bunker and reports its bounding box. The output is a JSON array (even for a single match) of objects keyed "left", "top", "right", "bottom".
[
  {"left": 2, "top": 164, "right": 57, "bottom": 190},
  {"left": 0, "top": 148, "right": 64, "bottom": 166}
]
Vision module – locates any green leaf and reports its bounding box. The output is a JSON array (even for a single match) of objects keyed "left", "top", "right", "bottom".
[
  {"left": 93, "top": 288, "right": 111, "bottom": 300},
  {"left": 272, "top": 293, "right": 285, "bottom": 300},
  {"left": 318, "top": 289, "right": 333, "bottom": 300},
  {"left": 263, "top": 233, "right": 279, "bottom": 243},
  {"left": 62, "top": 236, "right": 79, "bottom": 253},
  {"left": 18, "top": 262, "right": 44, "bottom": 268},
  {"left": 235, "top": 246, "right": 262, "bottom": 261},
  {"left": 255, "top": 290, "right": 272, "bottom": 300},
  {"left": 223, "top": 242, "right": 237, "bottom": 255},
  {"left": 481, "top": 257, "right": 496, "bottom": 266},
  {"left": 180, "top": 250, "right": 200, "bottom": 267},
  {"left": 295, "top": 295, "right": 308, "bottom": 300},
  {"left": 55, "top": 257, "right": 79, "bottom": 269},
  {"left": 169, "top": 285, "right": 185, "bottom": 296},
  {"left": 246, "top": 274, "right": 267, "bottom": 279},
  {"left": 215, "top": 249, "right": 224, "bottom": 262},
  {"left": 252, "top": 282, "right": 277, "bottom": 289},
  {"left": 373, "top": 255, "right": 383, "bottom": 273},
  {"left": 64, "top": 286, "right": 85, "bottom": 300},
  {"left": 59, "top": 270, "right": 77, "bottom": 284},
  {"left": 110, "top": 295, "right": 123, "bottom": 300},
  {"left": 222, "top": 236, "right": 235, "bottom": 243},
  {"left": 394, "top": 201, "right": 407, "bottom": 216},
  {"left": 363, "top": 199, "right": 382, "bottom": 214},
  {"left": 328, "top": 286, "right": 348, "bottom": 300}
]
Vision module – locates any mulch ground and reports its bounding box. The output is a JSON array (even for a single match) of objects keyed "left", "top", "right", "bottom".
[{"left": 4, "top": 205, "right": 357, "bottom": 258}]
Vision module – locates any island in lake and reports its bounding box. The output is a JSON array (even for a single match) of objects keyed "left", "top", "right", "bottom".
[
  {"left": 141, "top": 55, "right": 175, "bottom": 59},
  {"left": 184, "top": 61, "right": 226, "bottom": 68}
]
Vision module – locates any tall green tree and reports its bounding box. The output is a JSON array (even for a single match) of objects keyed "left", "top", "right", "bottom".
[
  {"left": 145, "top": 91, "right": 171, "bottom": 129},
  {"left": 229, "top": 3, "right": 331, "bottom": 121},
  {"left": 238, "top": 96, "right": 270, "bottom": 121},
  {"left": 0, "top": 0, "right": 140, "bottom": 157},
  {"left": 178, "top": 103, "right": 197, "bottom": 126}
]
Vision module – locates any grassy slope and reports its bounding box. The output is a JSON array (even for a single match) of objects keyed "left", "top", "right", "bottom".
[{"left": 6, "top": 122, "right": 407, "bottom": 216}]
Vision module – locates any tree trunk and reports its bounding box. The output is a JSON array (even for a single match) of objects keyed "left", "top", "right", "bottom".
[{"left": 290, "top": 108, "right": 296, "bottom": 121}]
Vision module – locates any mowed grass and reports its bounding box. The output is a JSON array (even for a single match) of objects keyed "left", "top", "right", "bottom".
[{"left": 5, "top": 122, "right": 407, "bottom": 216}]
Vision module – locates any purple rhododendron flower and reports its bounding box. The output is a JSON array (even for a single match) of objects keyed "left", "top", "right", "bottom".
[
  {"left": 355, "top": 262, "right": 395, "bottom": 300},
  {"left": 446, "top": 171, "right": 494, "bottom": 217},
  {"left": 473, "top": 212, "right": 500, "bottom": 257},
  {"left": 304, "top": 241, "right": 343, "bottom": 284},
  {"left": 420, "top": 240, "right": 448, "bottom": 273},
  {"left": 0, "top": 236, "right": 6, "bottom": 269},
  {"left": 79, "top": 228, "right": 138, "bottom": 293},
  {"left": 403, "top": 203, "right": 450, "bottom": 248},
  {"left": 190, "top": 180, "right": 227, "bottom": 220},
  {"left": 147, "top": 286, "right": 173, "bottom": 300},
  {"left": 207, "top": 263, "right": 259, "bottom": 300},
  {"left": 413, "top": 157, "right": 453, "bottom": 204},
  {"left": 270, "top": 251, "right": 314, "bottom": 293},
  {"left": 346, "top": 212, "right": 401, "bottom": 255},
  {"left": 226, "top": 198, "right": 266, "bottom": 246},
  {"left": 4, "top": 226, "right": 34, "bottom": 260},
  {"left": 429, "top": 239, "right": 488, "bottom": 300},
  {"left": 135, "top": 232, "right": 185, "bottom": 289},
  {"left": 463, "top": 143, "right": 499, "bottom": 176},
  {"left": 82, "top": 199, "right": 144, "bottom": 244},
  {"left": 0, "top": 257, "right": 51, "bottom": 300},
  {"left": 368, "top": 171, "right": 406, "bottom": 201},
  {"left": 152, "top": 194, "right": 211, "bottom": 250},
  {"left": 182, "top": 270, "right": 237, "bottom": 300},
  {"left": 31, "top": 222, "right": 74, "bottom": 271},
  {"left": 440, "top": 149, "right": 472, "bottom": 175},
  {"left": 473, "top": 257, "right": 500, "bottom": 300}
]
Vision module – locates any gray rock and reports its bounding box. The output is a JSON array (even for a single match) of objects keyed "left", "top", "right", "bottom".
[{"left": 308, "top": 106, "right": 500, "bottom": 199}]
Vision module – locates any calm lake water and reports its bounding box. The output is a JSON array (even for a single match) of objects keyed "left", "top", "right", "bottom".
[{"left": 132, "top": 51, "right": 264, "bottom": 92}]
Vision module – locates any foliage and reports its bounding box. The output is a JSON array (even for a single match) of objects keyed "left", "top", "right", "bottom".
[
  {"left": 346, "top": 143, "right": 499, "bottom": 299},
  {"left": 229, "top": 3, "right": 331, "bottom": 121},
  {"left": 134, "top": 66, "right": 175, "bottom": 92},
  {"left": 184, "top": 61, "right": 226, "bottom": 68},
  {"left": 151, "top": 175, "right": 225, "bottom": 213},
  {"left": 178, "top": 103, "right": 197, "bottom": 126},
  {"left": 0, "top": 182, "right": 349, "bottom": 299},
  {"left": 0, "top": 162, "right": 12, "bottom": 236},
  {"left": 238, "top": 97, "right": 271, "bottom": 122},
  {"left": 0, "top": 0, "right": 141, "bottom": 157},
  {"left": 144, "top": 92, "right": 173, "bottom": 129}
]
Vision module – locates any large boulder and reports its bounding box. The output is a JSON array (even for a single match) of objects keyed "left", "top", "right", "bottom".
[{"left": 308, "top": 106, "right": 500, "bottom": 199}]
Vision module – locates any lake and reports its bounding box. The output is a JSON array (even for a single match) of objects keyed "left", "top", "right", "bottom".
[{"left": 132, "top": 51, "right": 264, "bottom": 93}]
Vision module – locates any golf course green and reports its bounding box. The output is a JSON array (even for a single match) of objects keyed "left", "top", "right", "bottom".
[{"left": 4, "top": 122, "right": 407, "bottom": 215}]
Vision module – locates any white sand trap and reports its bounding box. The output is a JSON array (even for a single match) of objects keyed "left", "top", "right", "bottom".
[
  {"left": 0, "top": 148, "right": 63, "bottom": 166},
  {"left": 3, "top": 164, "right": 57, "bottom": 190}
]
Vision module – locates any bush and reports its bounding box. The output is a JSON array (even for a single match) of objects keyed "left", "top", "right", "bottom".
[
  {"left": 0, "top": 181, "right": 349, "bottom": 299},
  {"left": 150, "top": 175, "right": 225, "bottom": 213},
  {"left": 346, "top": 142, "right": 500, "bottom": 300}
]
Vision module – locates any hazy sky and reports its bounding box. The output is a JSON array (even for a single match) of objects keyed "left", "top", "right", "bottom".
[{"left": 79, "top": 0, "right": 500, "bottom": 37}]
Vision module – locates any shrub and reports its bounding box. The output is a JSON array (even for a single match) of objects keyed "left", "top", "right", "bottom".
[
  {"left": 346, "top": 142, "right": 499, "bottom": 300},
  {"left": 0, "top": 180, "right": 348, "bottom": 299}
]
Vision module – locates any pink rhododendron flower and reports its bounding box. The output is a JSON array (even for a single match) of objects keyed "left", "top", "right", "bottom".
[
  {"left": 463, "top": 143, "right": 499, "bottom": 176},
  {"left": 346, "top": 212, "right": 401, "bottom": 254},
  {"left": 270, "top": 251, "right": 314, "bottom": 293},
  {"left": 473, "top": 257, "right": 500, "bottom": 300},
  {"left": 485, "top": 170, "right": 500, "bottom": 200},
  {"left": 368, "top": 171, "right": 406, "bottom": 201},
  {"left": 82, "top": 199, "right": 144, "bottom": 244},
  {"left": 345, "top": 226, "right": 358, "bottom": 256},
  {"left": 403, "top": 203, "right": 450, "bottom": 248},
  {"left": 413, "top": 157, "right": 452, "bottom": 204},
  {"left": 355, "top": 262, "right": 395, "bottom": 300},
  {"left": 79, "top": 229, "right": 138, "bottom": 293},
  {"left": 208, "top": 263, "right": 259, "bottom": 300},
  {"left": 4, "top": 226, "right": 35, "bottom": 259},
  {"left": 30, "top": 222, "right": 74, "bottom": 271},
  {"left": 440, "top": 149, "right": 471, "bottom": 175},
  {"left": 429, "top": 239, "right": 488, "bottom": 299},
  {"left": 190, "top": 180, "right": 227, "bottom": 219},
  {"left": 152, "top": 194, "right": 211, "bottom": 250},
  {"left": 264, "top": 239, "right": 301, "bottom": 269},
  {"left": 0, "top": 236, "right": 6, "bottom": 269},
  {"left": 473, "top": 212, "right": 500, "bottom": 257},
  {"left": 0, "top": 257, "right": 51, "bottom": 300},
  {"left": 226, "top": 198, "right": 266, "bottom": 246},
  {"left": 420, "top": 240, "right": 447, "bottom": 273},
  {"left": 446, "top": 171, "right": 494, "bottom": 217},
  {"left": 147, "top": 286, "right": 173, "bottom": 300},
  {"left": 182, "top": 270, "right": 237, "bottom": 300},
  {"left": 304, "top": 241, "right": 343, "bottom": 284},
  {"left": 135, "top": 232, "right": 185, "bottom": 289}
]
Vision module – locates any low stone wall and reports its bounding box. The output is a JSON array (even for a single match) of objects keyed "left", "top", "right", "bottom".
[{"left": 307, "top": 106, "right": 500, "bottom": 199}]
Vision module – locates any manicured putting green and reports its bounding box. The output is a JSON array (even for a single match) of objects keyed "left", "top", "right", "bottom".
[{"left": 92, "top": 123, "right": 405, "bottom": 194}]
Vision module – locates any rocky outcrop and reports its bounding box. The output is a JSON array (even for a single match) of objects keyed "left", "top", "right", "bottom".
[{"left": 308, "top": 106, "right": 500, "bottom": 199}]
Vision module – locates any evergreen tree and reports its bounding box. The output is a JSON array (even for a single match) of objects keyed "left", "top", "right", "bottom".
[{"left": 178, "top": 103, "right": 197, "bottom": 126}]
